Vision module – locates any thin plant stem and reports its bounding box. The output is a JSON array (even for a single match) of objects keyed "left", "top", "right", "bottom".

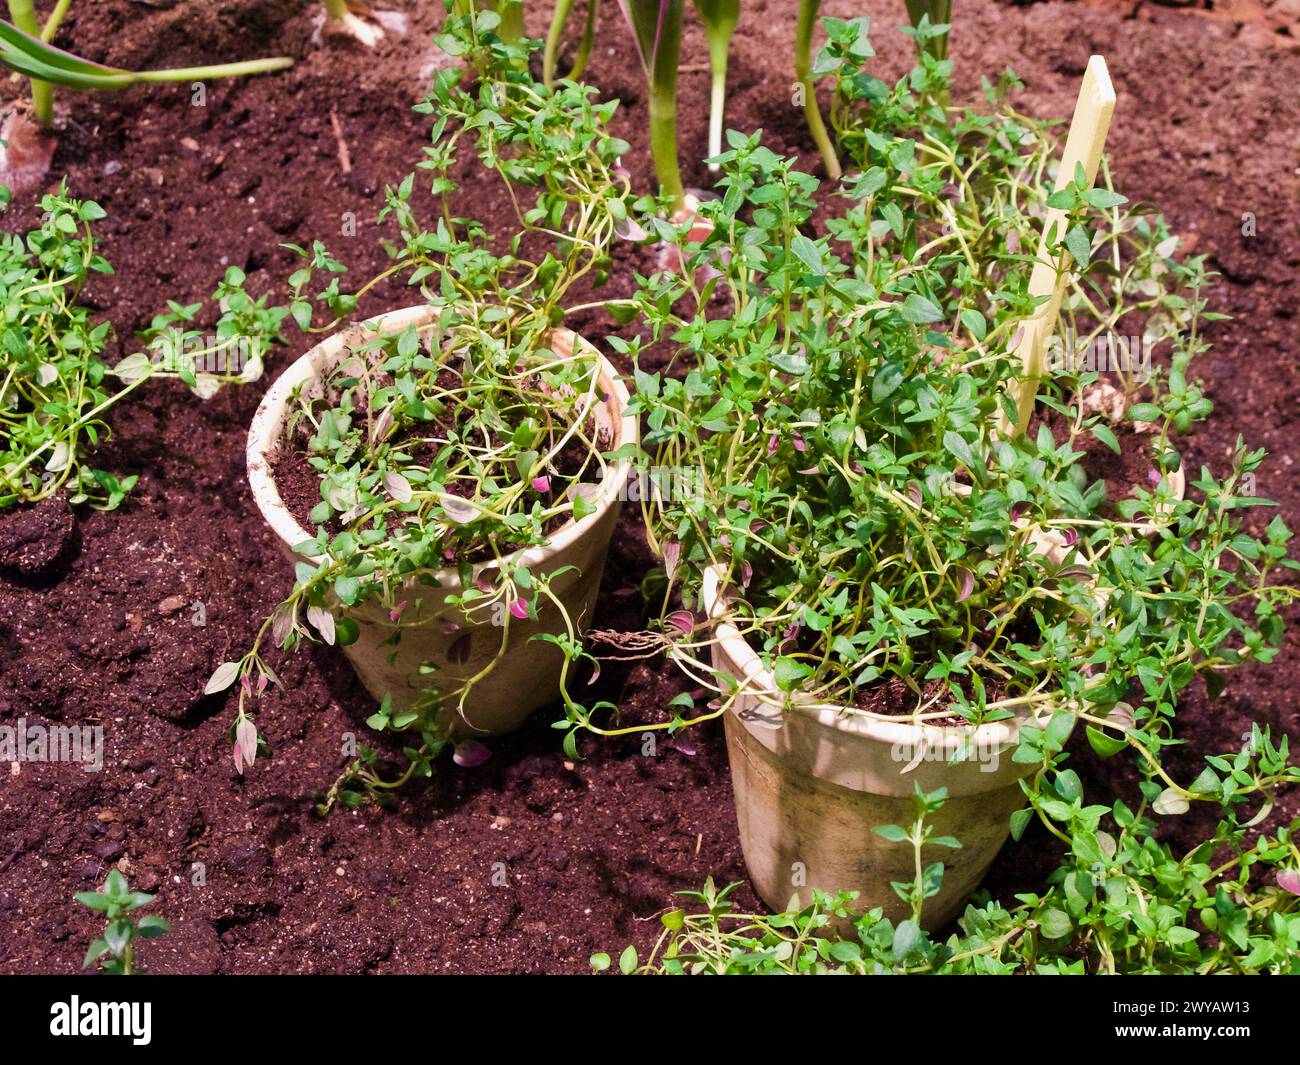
[
  {"left": 565, "top": 0, "right": 598, "bottom": 81},
  {"left": 543, "top": 0, "right": 575, "bottom": 90},
  {"left": 130, "top": 57, "right": 295, "bottom": 82},
  {"left": 40, "top": 0, "right": 71, "bottom": 41},
  {"left": 8, "top": 0, "right": 52, "bottom": 126}
]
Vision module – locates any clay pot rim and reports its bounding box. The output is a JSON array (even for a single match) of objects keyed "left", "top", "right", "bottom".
[
  {"left": 246, "top": 305, "right": 637, "bottom": 583},
  {"left": 700, "top": 549, "right": 1102, "bottom": 746}
]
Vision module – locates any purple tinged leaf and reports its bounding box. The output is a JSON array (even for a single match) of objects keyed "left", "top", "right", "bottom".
[
  {"left": 956, "top": 568, "right": 975, "bottom": 602},
  {"left": 441, "top": 494, "right": 478, "bottom": 524},
  {"left": 792, "top": 432, "right": 806, "bottom": 452},
  {"left": 1062, "top": 527, "right": 1078, "bottom": 547},
  {"left": 389, "top": 600, "right": 407, "bottom": 623},
  {"left": 666, "top": 610, "right": 694, "bottom": 635},
  {"left": 372, "top": 403, "right": 395, "bottom": 442},
  {"left": 797, "top": 465, "right": 820, "bottom": 475},
  {"left": 663, "top": 540, "right": 681, "bottom": 583},
  {"left": 740, "top": 561, "right": 752, "bottom": 588},
  {"left": 307, "top": 604, "right": 336, "bottom": 645},
  {"left": 385, "top": 471, "right": 413, "bottom": 503},
  {"left": 614, "top": 215, "right": 648, "bottom": 242},
  {"left": 531, "top": 474, "right": 551, "bottom": 493},
  {"left": 509, "top": 598, "right": 529, "bottom": 621},
  {"left": 270, "top": 603, "right": 296, "bottom": 647},
  {"left": 767, "top": 435, "right": 778, "bottom": 456},
  {"left": 205, "top": 661, "right": 241, "bottom": 696},
  {"left": 1277, "top": 870, "right": 1300, "bottom": 895},
  {"left": 453, "top": 740, "right": 490, "bottom": 767},
  {"left": 236, "top": 719, "right": 258, "bottom": 770}
]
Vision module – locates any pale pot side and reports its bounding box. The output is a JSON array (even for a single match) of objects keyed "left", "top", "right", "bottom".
[{"left": 702, "top": 567, "right": 1050, "bottom": 932}]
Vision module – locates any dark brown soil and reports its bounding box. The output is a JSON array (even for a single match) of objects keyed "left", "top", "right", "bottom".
[
  {"left": 854, "top": 674, "right": 1010, "bottom": 725},
  {"left": 0, "top": 0, "right": 1296, "bottom": 973}
]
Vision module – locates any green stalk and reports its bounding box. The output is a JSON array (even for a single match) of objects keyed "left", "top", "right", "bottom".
[
  {"left": 40, "top": 0, "right": 71, "bottom": 41},
  {"left": 648, "top": 0, "right": 685, "bottom": 210},
  {"left": 693, "top": 0, "right": 738, "bottom": 172},
  {"left": 565, "top": 0, "right": 598, "bottom": 81},
  {"left": 904, "top": 0, "right": 951, "bottom": 60},
  {"left": 8, "top": 0, "right": 51, "bottom": 126},
  {"left": 323, "top": 0, "right": 350, "bottom": 20},
  {"left": 543, "top": 0, "right": 575, "bottom": 90},
  {"left": 129, "top": 56, "right": 294, "bottom": 82},
  {"left": 795, "top": 0, "right": 838, "bottom": 181}
]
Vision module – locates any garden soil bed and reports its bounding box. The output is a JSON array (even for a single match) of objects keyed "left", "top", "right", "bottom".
[{"left": 0, "top": 0, "right": 1296, "bottom": 972}]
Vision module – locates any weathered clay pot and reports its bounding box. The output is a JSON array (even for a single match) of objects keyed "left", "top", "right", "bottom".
[
  {"left": 247, "top": 305, "right": 637, "bottom": 739},
  {"left": 701, "top": 566, "right": 1065, "bottom": 931}
]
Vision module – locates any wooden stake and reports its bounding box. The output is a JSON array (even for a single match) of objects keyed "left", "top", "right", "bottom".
[{"left": 1001, "top": 55, "right": 1116, "bottom": 437}]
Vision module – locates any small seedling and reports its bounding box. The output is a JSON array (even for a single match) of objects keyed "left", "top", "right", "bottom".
[{"left": 75, "top": 870, "right": 169, "bottom": 975}]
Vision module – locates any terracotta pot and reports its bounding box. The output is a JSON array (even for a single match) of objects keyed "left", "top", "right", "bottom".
[
  {"left": 247, "top": 305, "right": 637, "bottom": 739},
  {"left": 702, "top": 566, "right": 1070, "bottom": 931}
]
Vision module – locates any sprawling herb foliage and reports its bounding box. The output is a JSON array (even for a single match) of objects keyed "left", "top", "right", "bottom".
[{"left": 213, "top": 9, "right": 637, "bottom": 796}]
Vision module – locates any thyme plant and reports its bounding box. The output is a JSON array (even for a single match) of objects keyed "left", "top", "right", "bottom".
[
  {"left": 0, "top": 188, "right": 278, "bottom": 510},
  {"left": 587, "top": 27, "right": 1299, "bottom": 974},
  {"left": 210, "top": 9, "right": 636, "bottom": 800},
  {"left": 605, "top": 732, "right": 1300, "bottom": 973},
  {"left": 76, "top": 870, "right": 169, "bottom": 976}
]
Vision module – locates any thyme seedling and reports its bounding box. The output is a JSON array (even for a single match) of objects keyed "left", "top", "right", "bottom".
[{"left": 75, "top": 870, "right": 169, "bottom": 976}]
